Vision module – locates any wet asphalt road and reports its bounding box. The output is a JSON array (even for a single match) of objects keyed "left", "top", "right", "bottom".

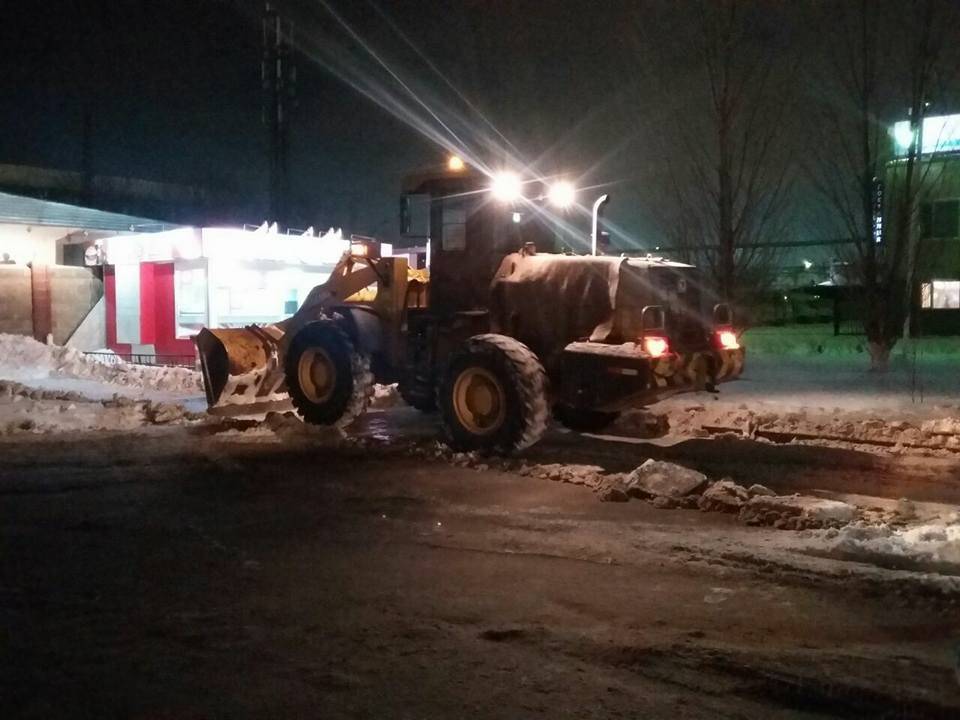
[{"left": 2, "top": 424, "right": 960, "bottom": 718}]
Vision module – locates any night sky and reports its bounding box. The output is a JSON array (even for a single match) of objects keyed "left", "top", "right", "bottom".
[{"left": 0, "top": 1, "right": 957, "bottom": 249}]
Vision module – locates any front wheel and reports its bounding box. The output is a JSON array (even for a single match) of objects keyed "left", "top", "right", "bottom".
[
  {"left": 284, "top": 320, "right": 373, "bottom": 427},
  {"left": 553, "top": 404, "right": 620, "bottom": 433},
  {"left": 438, "top": 334, "right": 549, "bottom": 453}
]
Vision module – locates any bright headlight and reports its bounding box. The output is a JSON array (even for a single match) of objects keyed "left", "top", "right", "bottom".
[
  {"left": 490, "top": 171, "right": 522, "bottom": 203},
  {"left": 548, "top": 180, "right": 575, "bottom": 208}
]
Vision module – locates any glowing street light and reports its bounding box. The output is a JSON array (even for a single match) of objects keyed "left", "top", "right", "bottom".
[
  {"left": 447, "top": 155, "right": 465, "bottom": 171},
  {"left": 547, "top": 180, "right": 575, "bottom": 209},
  {"left": 490, "top": 171, "right": 522, "bottom": 203},
  {"left": 893, "top": 122, "right": 915, "bottom": 151}
]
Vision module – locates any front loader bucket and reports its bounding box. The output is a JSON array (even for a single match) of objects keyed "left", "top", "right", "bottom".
[{"left": 195, "top": 326, "right": 291, "bottom": 414}]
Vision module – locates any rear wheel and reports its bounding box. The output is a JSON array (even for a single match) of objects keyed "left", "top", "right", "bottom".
[
  {"left": 553, "top": 404, "right": 620, "bottom": 433},
  {"left": 284, "top": 320, "right": 373, "bottom": 427},
  {"left": 438, "top": 334, "right": 548, "bottom": 453}
]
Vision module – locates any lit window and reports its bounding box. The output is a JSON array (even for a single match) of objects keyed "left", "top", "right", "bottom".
[
  {"left": 921, "top": 280, "right": 960, "bottom": 309},
  {"left": 175, "top": 264, "right": 209, "bottom": 338}
]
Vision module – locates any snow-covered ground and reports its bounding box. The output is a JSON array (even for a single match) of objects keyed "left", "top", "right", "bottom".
[
  {"left": 2, "top": 328, "right": 959, "bottom": 451},
  {"left": 611, "top": 353, "right": 960, "bottom": 454},
  {"left": 0, "top": 334, "right": 207, "bottom": 434},
  {"left": 0, "top": 333, "right": 408, "bottom": 435},
  {"left": 0, "top": 333, "right": 202, "bottom": 396},
  {"left": 828, "top": 516, "right": 960, "bottom": 570},
  {"left": 1, "top": 328, "right": 958, "bottom": 581}
]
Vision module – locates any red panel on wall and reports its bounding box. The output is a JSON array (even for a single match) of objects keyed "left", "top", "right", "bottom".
[
  {"left": 107, "top": 262, "right": 193, "bottom": 359},
  {"left": 153, "top": 262, "right": 195, "bottom": 357}
]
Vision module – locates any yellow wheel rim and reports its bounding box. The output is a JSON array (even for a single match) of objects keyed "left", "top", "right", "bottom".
[
  {"left": 298, "top": 349, "right": 336, "bottom": 404},
  {"left": 452, "top": 367, "right": 506, "bottom": 435}
]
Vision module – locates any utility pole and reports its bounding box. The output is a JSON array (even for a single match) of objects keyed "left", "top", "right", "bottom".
[{"left": 262, "top": 2, "right": 297, "bottom": 225}]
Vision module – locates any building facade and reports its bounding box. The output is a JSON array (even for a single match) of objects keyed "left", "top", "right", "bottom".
[{"left": 886, "top": 114, "right": 960, "bottom": 335}]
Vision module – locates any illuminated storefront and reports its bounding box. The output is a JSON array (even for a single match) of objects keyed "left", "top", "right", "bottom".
[{"left": 100, "top": 225, "right": 370, "bottom": 358}]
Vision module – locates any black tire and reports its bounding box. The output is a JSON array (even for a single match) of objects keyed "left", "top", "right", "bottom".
[
  {"left": 398, "top": 383, "right": 437, "bottom": 412},
  {"left": 284, "top": 320, "right": 373, "bottom": 427},
  {"left": 553, "top": 404, "right": 620, "bottom": 433},
  {"left": 438, "top": 334, "right": 549, "bottom": 453}
]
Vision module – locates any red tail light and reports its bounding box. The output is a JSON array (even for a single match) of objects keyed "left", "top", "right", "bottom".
[
  {"left": 717, "top": 330, "right": 740, "bottom": 350},
  {"left": 643, "top": 336, "right": 669, "bottom": 358}
]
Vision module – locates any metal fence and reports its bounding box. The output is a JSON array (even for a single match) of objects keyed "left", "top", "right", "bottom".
[{"left": 84, "top": 352, "right": 197, "bottom": 369}]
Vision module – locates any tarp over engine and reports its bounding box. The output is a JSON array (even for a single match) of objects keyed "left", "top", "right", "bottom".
[{"left": 488, "top": 253, "right": 626, "bottom": 370}]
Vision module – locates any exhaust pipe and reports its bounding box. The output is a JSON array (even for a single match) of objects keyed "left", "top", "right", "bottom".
[{"left": 591, "top": 193, "right": 610, "bottom": 256}]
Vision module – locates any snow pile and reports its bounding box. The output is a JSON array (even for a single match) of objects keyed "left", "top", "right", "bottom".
[
  {"left": 0, "top": 333, "right": 201, "bottom": 395},
  {"left": 596, "top": 352, "right": 960, "bottom": 455},
  {"left": 524, "top": 463, "right": 607, "bottom": 488},
  {"left": 831, "top": 518, "right": 960, "bottom": 569},
  {"left": 504, "top": 455, "right": 863, "bottom": 528},
  {"left": 741, "top": 494, "right": 857, "bottom": 530},
  {"left": 370, "top": 383, "right": 403, "bottom": 409},
  {"left": 0, "top": 392, "right": 200, "bottom": 435},
  {"left": 0, "top": 379, "right": 87, "bottom": 403},
  {"left": 614, "top": 399, "right": 960, "bottom": 455},
  {"left": 920, "top": 417, "right": 960, "bottom": 436},
  {"left": 697, "top": 479, "right": 751, "bottom": 512},
  {"left": 625, "top": 459, "right": 708, "bottom": 499}
]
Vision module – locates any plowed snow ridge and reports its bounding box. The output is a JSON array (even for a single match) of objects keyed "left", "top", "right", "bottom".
[{"left": 0, "top": 333, "right": 201, "bottom": 394}]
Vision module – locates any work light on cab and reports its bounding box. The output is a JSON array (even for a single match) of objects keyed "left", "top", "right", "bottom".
[
  {"left": 490, "top": 171, "right": 522, "bottom": 203},
  {"left": 547, "top": 180, "right": 575, "bottom": 209}
]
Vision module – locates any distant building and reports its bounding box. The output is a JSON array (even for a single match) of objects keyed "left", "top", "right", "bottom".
[
  {"left": 95, "top": 225, "right": 352, "bottom": 359},
  {"left": 886, "top": 113, "right": 960, "bottom": 335},
  {"left": 0, "top": 189, "right": 363, "bottom": 359},
  {"left": 0, "top": 188, "right": 167, "bottom": 267},
  {"left": 0, "top": 190, "right": 167, "bottom": 348}
]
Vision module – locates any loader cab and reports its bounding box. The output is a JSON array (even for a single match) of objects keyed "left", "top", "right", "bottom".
[{"left": 400, "top": 164, "right": 562, "bottom": 315}]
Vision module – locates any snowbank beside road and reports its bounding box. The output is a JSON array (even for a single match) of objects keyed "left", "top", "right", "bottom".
[
  {"left": 0, "top": 379, "right": 205, "bottom": 435},
  {"left": 0, "top": 333, "right": 201, "bottom": 395},
  {"left": 830, "top": 518, "right": 960, "bottom": 571},
  {"left": 603, "top": 353, "right": 960, "bottom": 456}
]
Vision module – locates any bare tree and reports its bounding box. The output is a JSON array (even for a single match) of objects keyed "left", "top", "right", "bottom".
[
  {"left": 633, "top": 0, "right": 797, "bottom": 316},
  {"left": 808, "top": 0, "right": 957, "bottom": 370}
]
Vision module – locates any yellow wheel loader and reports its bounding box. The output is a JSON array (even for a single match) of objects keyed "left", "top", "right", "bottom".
[{"left": 196, "top": 160, "right": 744, "bottom": 453}]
